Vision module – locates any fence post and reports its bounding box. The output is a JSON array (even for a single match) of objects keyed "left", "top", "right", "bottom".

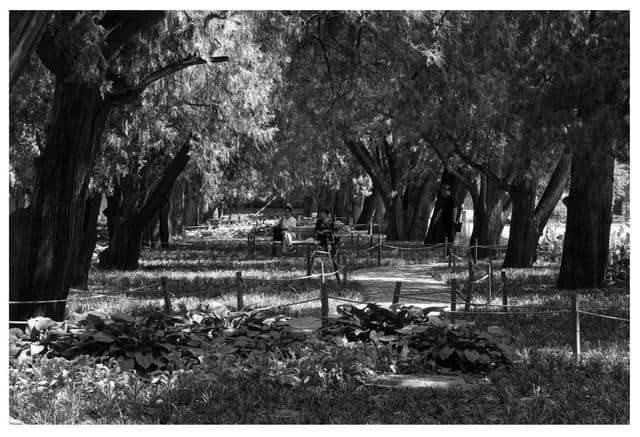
[
  {"left": 572, "top": 292, "right": 581, "bottom": 363},
  {"left": 501, "top": 271, "right": 507, "bottom": 311},
  {"left": 377, "top": 234, "right": 382, "bottom": 267},
  {"left": 444, "top": 236, "right": 448, "bottom": 258},
  {"left": 465, "top": 256, "right": 474, "bottom": 311},
  {"left": 271, "top": 242, "right": 277, "bottom": 257},
  {"left": 393, "top": 282, "right": 402, "bottom": 304},
  {"left": 357, "top": 234, "right": 361, "bottom": 258},
  {"left": 487, "top": 264, "right": 492, "bottom": 304},
  {"left": 369, "top": 219, "right": 373, "bottom": 235},
  {"left": 306, "top": 244, "right": 312, "bottom": 287},
  {"left": 161, "top": 277, "right": 171, "bottom": 315},
  {"left": 236, "top": 271, "right": 244, "bottom": 310},
  {"left": 474, "top": 239, "right": 478, "bottom": 263},
  {"left": 320, "top": 273, "right": 329, "bottom": 328},
  {"left": 450, "top": 279, "right": 457, "bottom": 323}
]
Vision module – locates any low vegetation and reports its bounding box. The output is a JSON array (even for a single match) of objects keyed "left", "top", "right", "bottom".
[{"left": 9, "top": 237, "right": 629, "bottom": 424}]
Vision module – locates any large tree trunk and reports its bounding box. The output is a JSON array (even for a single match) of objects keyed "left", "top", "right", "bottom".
[
  {"left": 183, "top": 182, "right": 198, "bottom": 227},
  {"left": 502, "top": 177, "right": 538, "bottom": 268},
  {"left": 170, "top": 179, "right": 185, "bottom": 235},
  {"left": 503, "top": 151, "right": 572, "bottom": 267},
  {"left": 10, "top": 81, "right": 108, "bottom": 322},
  {"left": 557, "top": 141, "right": 614, "bottom": 288},
  {"left": 425, "top": 170, "right": 466, "bottom": 244},
  {"left": 69, "top": 192, "right": 102, "bottom": 290},
  {"left": 469, "top": 176, "right": 508, "bottom": 259},
  {"left": 405, "top": 176, "right": 439, "bottom": 241},
  {"left": 159, "top": 200, "right": 170, "bottom": 248},
  {"left": 99, "top": 140, "right": 191, "bottom": 270}
]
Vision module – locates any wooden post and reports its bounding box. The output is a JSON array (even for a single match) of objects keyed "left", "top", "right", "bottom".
[
  {"left": 320, "top": 282, "right": 329, "bottom": 327},
  {"left": 450, "top": 279, "right": 457, "bottom": 322},
  {"left": 486, "top": 264, "right": 492, "bottom": 304},
  {"left": 236, "top": 271, "right": 244, "bottom": 310},
  {"left": 356, "top": 234, "right": 361, "bottom": 258},
  {"left": 501, "top": 271, "right": 507, "bottom": 311},
  {"left": 393, "top": 282, "right": 402, "bottom": 304},
  {"left": 351, "top": 233, "right": 354, "bottom": 248},
  {"left": 444, "top": 236, "right": 448, "bottom": 258},
  {"left": 369, "top": 219, "right": 373, "bottom": 235},
  {"left": 306, "top": 244, "right": 312, "bottom": 280},
  {"left": 395, "top": 247, "right": 399, "bottom": 267},
  {"left": 370, "top": 233, "right": 374, "bottom": 247},
  {"left": 465, "top": 256, "right": 474, "bottom": 311},
  {"left": 271, "top": 242, "right": 277, "bottom": 257},
  {"left": 161, "top": 277, "right": 171, "bottom": 315},
  {"left": 572, "top": 292, "right": 581, "bottom": 363},
  {"left": 474, "top": 239, "right": 478, "bottom": 263},
  {"left": 377, "top": 234, "right": 382, "bottom": 266}
]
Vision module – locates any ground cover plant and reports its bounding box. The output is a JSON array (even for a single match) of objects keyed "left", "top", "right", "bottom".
[{"left": 9, "top": 235, "right": 629, "bottom": 424}]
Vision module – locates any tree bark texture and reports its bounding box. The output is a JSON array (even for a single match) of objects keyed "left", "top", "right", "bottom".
[
  {"left": 99, "top": 140, "right": 191, "bottom": 270},
  {"left": 469, "top": 175, "right": 509, "bottom": 259},
  {"left": 69, "top": 192, "right": 102, "bottom": 290},
  {"left": 557, "top": 140, "right": 614, "bottom": 288},
  {"left": 10, "top": 80, "right": 109, "bottom": 322}
]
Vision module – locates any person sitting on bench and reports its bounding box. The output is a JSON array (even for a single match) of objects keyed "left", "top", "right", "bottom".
[{"left": 274, "top": 203, "right": 297, "bottom": 254}]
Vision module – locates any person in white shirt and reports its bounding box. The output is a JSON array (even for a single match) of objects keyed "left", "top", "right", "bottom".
[{"left": 279, "top": 204, "right": 297, "bottom": 254}]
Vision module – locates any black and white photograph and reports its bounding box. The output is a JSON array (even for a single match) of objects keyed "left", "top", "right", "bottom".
[{"left": 6, "top": 3, "right": 632, "bottom": 427}]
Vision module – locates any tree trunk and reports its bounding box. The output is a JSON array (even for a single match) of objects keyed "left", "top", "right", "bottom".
[
  {"left": 334, "top": 188, "right": 348, "bottom": 219},
  {"left": 385, "top": 194, "right": 405, "bottom": 240},
  {"left": 183, "top": 182, "right": 198, "bottom": 227},
  {"left": 557, "top": 140, "right": 614, "bottom": 288},
  {"left": 159, "top": 200, "right": 170, "bottom": 248},
  {"left": 170, "top": 180, "right": 185, "bottom": 235},
  {"left": 10, "top": 80, "right": 108, "bottom": 322},
  {"left": 356, "top": 193, "right": 376, "bottom": 225},
  {"left": 99, "top": 140, "right": 191, "bottom": 270},
  {"left": 302, "top": 195, "right": 314, "bottom": 217},
  {"left": 405, "top": 176, "right": 439, "bottom": 241},
  {"left": 502, "top": 177, "right": 538, "bottom": 268},
  {"left": 351, "top": 193, "right": 364, "bottom": 225},
  {"left": 69, "top": 192, "right": 102, "bottom": 290},
  {"left": 469, "top": 176, "right": 508, "bottom": 259}
]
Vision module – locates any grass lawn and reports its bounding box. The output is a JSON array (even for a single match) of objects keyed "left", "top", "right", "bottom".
[{"left": 9, "top": 236, "right": 630, "bottom": 424}]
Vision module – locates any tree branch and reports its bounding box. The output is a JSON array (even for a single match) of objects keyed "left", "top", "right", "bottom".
[
  {"left": 343, "top": 136, "right": 393, "bottom": 205},
  {"left": 452, "top": 145, "right": 513, "bottom": 191},
  {"left": 107, "top": 55, "right": 229, "bottom": 106},
  {"left": 100, "top": 12, "right": 166, "bottom": 61},
  {"left": 427, "top": 140, "right": 479, "bottom": 206}
]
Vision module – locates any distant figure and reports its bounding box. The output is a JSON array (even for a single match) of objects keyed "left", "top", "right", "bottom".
[
  {"left": 439, "top": 184, "right": 457, "bottom": 253},
  {"left": 276, "top": 203, "right": 297, "bottom": 254},
  {"left": 315, "top": 208, "right": 346, "bottom": 257}
]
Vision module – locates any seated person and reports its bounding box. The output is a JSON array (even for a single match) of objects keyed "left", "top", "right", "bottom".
[
  {"left": 275, "top": 203, "right": 297, "bottom": 254},
  {"left": 314, "top": 208, "right": 340, "bottom": 255}
]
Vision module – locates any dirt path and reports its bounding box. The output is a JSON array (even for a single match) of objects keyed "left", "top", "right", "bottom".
[{"left": 349, "top": 264, "right": 452, "bottom": 308}]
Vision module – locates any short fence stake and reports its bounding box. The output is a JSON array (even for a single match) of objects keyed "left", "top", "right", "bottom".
[
  {"left": 474, "top": 239, "right": 478, "bottom": 263},
  {"left": 501, "top": 271, "right": 507, "bottom": 311},
  {"left": 450, "top": 279, "right": 457, "bottom": 323},
  {"left": 161, "top": 277, "right": 171, "bottom": 315},
  {"left": 356, "top": 234, "right": 361, "bottom": 258},
  {"left": 236, "top": 271, "right": 244, "bottom": 310},
  {"left": 306, "top": 245, "right": 312, "bottom": 287},
  {"left": 393, "top": 282, "right": 402, "bottom": 304},
  {"left": 486, "top": 264, "right": 492, "bottom": 304},
  {"left": 572, "top": 292, "right": 581, "bottom": 363},
  {"left": 320, "top": 283, "right": 329, "bottom": 328},
  {"left": 465, "top": 256, "right": 474, "bottom": 311},
  {"left": 377, "top": 234, "right": 382, "bottom": 266}
]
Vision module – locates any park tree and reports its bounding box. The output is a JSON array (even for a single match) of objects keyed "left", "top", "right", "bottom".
[
  {"left": 552, "top": 12, "right": 629, "bottom": 288},
  {"left": 9, "top": 11, "right": 236, "bottom": 321},
  {"left": 95, "top": 12, "right": 282, "bottom": 270},
  {"left": 287, "top": 11, "right": 448, "bottom": 240}
]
